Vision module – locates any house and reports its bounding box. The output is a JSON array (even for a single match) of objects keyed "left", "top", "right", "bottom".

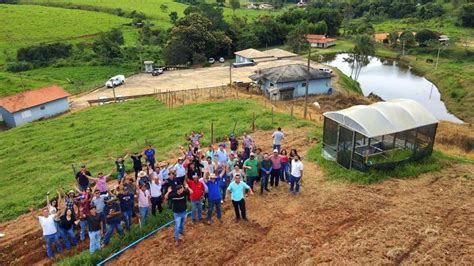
[
  {"left": 306, "top": 34, "right": 337, "bottom": 48},
  {"left": 249, "top": 64, "right": 332, "bottom": 101},
  {"left": 0, "top": 85, "right": 70, "bottom": 128},
  {"left": 144, "top": 61, "right": 154, "bottom": 73},
  {"left": 373, "top": 32, "right": 391, "bottom": 43},
  {"left": 234, "top": 48, "right": 275, "bottom": 64},
  {"left": 263, "top": 48, "right": 297, "bottom": 59}
]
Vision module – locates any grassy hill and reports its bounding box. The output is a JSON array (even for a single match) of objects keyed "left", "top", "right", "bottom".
[
  {"left": 0, "top": 98, "right": 308, "bottom": 222},
  {"left": 0, "top": 4, "right": 130, "bottom": 64}
]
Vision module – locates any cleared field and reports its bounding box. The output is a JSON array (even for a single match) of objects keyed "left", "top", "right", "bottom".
[
  {"left": 0, "top": 4, "right": 130, "bottom": 64},
  {"left": 0, "top": 98, "right": 301, "bottom": 222}
]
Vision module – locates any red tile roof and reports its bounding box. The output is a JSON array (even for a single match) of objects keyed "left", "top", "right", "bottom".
[
  {"left": 306, "top": 34, "right": 337, "bottom": 43},
  {"left": 0, "top": 85, "right": 70, "bottom": 113}
]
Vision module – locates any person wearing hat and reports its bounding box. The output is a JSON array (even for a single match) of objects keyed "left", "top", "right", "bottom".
[
  {"left": 58, "top": 187, "right": 76, "bottom": 216},
  {"left": 227, "top": 174, "right": 253, "bottom": 222},
  {"left": 86, "top": 205, "right": 103, "bottom": 254},
  {"left": 270, "top": 149, "right": 282, "bottom": 188},
  {"left": 205, "top": 173, "right": 223, "bottom": 224},
  {"left": 188, "top": 173, "right": 205, "bottom": 224},
  {"left": 103, "top": 196, "right": 124, "bottom": 245},
  {"left": 174, "top": 157, "right": 186, "bottom": 185},
  {"left": 117, "top": 186, "right": 134, "bottom": 230},
  {"left": 260, "top": 153, "right": 273, "bottom": 194},
  {"left": 136, "top": 170, "right": 149, "bottom": 189},
  {"left": 31, "top": 207, "right": 63, "bottom": 259},
  {"left": 165, "top": 183, "right": 193, "bottom": 245},
  {"left": 243, "top": 152, "right": 259, "bottom": 191},
  {"left": 75, "top": 164, "right": 92, "bottom": 192}
]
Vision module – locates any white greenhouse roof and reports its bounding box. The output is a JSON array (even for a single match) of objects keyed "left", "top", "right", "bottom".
[{"left": 323, "top": 99, "right": 438, "bottom": 138}]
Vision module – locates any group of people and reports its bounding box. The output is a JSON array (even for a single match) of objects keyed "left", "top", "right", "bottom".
[{"left": 33, "top": 128, "right": 304, "bottom": 259}]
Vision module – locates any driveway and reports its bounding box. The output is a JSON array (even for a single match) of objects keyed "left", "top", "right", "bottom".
[{"left": 70, "top": 57, "right": 327, "bottom": 109}]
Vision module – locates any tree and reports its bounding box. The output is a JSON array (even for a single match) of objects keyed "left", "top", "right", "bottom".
[
  {"left": 387, "top": 31, "right": 399, "bottom": 48},
  {"left": 286, "top": 22, "right": 309, "bottom": 53},
  {"left": 415, "top": 29, "right": 438, "bottom": 47},
  {"left": 459, "top": 3, "right": 474, "bottom": 27},
  {"left": 169, "top": 12, "right": 178, "bottom": 24},
  {"left": 229, "top": 0, "right": 240, "bottom": 16},
  {"left": 351, "top": 34, "right": 375, "bottom": 80},
  {"left": 399, "top": 31, "right": 416, "bottom": 48},
  {"left": 313, "top": 21, "right": 328, "bottom": 35}
]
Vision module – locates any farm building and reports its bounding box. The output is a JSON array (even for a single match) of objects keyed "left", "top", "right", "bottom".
[
  {"left": 249, "top": 64, "right": 332, "bottom": 101},
  {"left": 263, "top": 48, "right": 297, "bottom": 59},
  {"left": 234, "top": 48, "right": 275, "bottom": 64},
  {"left": 306, "top": 34, "right": 337, "bottom": 48},
  {"left": 322, "top": 99, "right": 438, "bottom": 171},
  {"left": 0, "top": 85, "right": 70, "bottom": 128}
]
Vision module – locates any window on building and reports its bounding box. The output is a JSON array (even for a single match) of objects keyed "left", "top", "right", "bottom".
[
  {"left": 21, "top": 110, "right": 32, "bottom": 119},
  {"left": 270, "top": 83, "right": 274, "bottom": 87},
  {"left": 40, "top": 106, "right": 46, "bottom": 110},
  {"left": 302, "top": 82, "right": 307, "bottom": 87}
]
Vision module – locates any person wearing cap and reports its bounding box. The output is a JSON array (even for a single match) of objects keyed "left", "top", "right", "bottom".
[
  {"left": 58, "top": 187, "right": 76, "bottom": 215},
  {"left": 205, "top": 173, "right": 222, "bottom": 224},
  {"left": 103, "top": 196, "right": 124, "bottom": 245},
  {"left": 165, "top": 183, "right": 193, "bottom": 245},
  {"left": 117, "top": 186, "right": 134, "bottom": 230},
  {"left": 216, "top": 144, "right": 229, "bottom": 165},
  {"left": 91, "top": 189, "right": 108, "bottom": 230},
  {"left": 75, "top": 165, "right": 92, "bottom": 192},
  {"left": 130, "top": 152, "right": 143, "bottom": 179},
  {"left": 31, "top": 207, "right": 63, "bottom": 259},
  {"left": 227, "top": 174, "right": 253, "bottom": 222},
  {"left": 290, "top": 155, "right": 304, "bottom": 195},
  {"left": 260, "top": 153, "right": 273, "bottom": 194},
  {"left": 143, "top": 145, "right": 156, "bottom": 171},
  {"left": 136, "top": 183, "right": 151, "bottom": 225},
  {"left": 242, "top": 132, "right": 254, "bottom": 160},
  {"left": 243, "top": 153, "right": 258, "bottom": 191},
  {"left": 75, "top": 193, "right": 90, "bottom": 241},
  {"left": 86, "top": 205, "right": 103, "bottom": 254},
  {"left": 270, "top": 149, "right": 282, "bottom": 188},
  {"left": 150, "top": 174, "right": 163, "bottom": 216},
  {"left": 272, "top": 127, "right": 284, "bottom": 153},
  {"left": 188, "top": 174, "right": 205, "bottom": 224},
  {"left": 174, "top": 157, "right": 186, "bottom": 185}
]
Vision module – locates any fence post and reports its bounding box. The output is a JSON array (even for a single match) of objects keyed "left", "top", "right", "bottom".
[
  {"left": 291, "top": 104, "right": 294, "bottom": 120},
  {"left": 252, "top": 112, "right": 256, "bottom": 131},
  {"left": 209, "top": 88, "right": 212, "bottom": 100},
  {"left": 211, "top": 122, "right": 214, "bottom": 144},
  {"left": 272, "top": 107, "right": 274, "bottom": 124}
]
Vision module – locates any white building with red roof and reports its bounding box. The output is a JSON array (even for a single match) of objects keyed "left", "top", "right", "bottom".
[
  {"left": 0, "top": 85, "right": 70, "bottom": 128},
  {"left": 306, "top": 34, "right": 337, "bottom": 48}
]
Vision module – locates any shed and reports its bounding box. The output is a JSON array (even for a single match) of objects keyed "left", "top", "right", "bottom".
[
  {"left": 144, "top": 61, "right": 154, "bottom": 73},
  {"left": 249, "top": 64, "right": 332, "bottom": 100},
  {"left": 0, "top": 85, "right": 70, "bottom": 128},
  {"left": 306, "top": 34, "right": 337, "bottom": 48},
  {"left": 322, "top": 99, "right": 438, "bottom": 171},
  {"left": 234, "top": 48, "right": 275, "bottom": 64},
  {"left": 263, "top": 48, "right": 297, "bottom": 59}
]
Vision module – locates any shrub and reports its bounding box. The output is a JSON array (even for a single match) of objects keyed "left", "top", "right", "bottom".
[
  {"left": 17, "top": 43, "right": 72, "bottom": 65},
  {"left": 4, "top": 61, "right": 33, "bottom": 72}
]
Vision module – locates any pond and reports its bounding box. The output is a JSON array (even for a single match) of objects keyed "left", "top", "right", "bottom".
[{"left": 324, "top": 53, "right": 463, "bottom": 123}]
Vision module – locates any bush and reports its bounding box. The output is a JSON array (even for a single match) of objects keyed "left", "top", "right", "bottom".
[
  {"left": 5, "top": 61, "right": 33, "bottom": 72},
  {"left": 459, "top": 3, "right": 474, "bottom": 27},
  {"left": 17, "top": 43, "right": 72, "bottom": 65},
  {"left": 415, "top": 29, "right": 439, "bottom": 46}
]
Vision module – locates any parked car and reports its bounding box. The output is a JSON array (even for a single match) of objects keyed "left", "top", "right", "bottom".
[
  {"left": 208, "top": 58, "right": 215, "bottom": 64},
  {"left": 319, "top": 68, "right": 333, "bottom": 74},
  {"left": 105, "top": 75, "right": 125, "bottom": 88},
  {"left": 219, "top": 57, "right": 225, "bottom": 63},
  {"left": 152, "top": 67, "right": 164, "bottom": 76}
]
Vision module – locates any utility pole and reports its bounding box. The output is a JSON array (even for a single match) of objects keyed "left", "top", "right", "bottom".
[
  {"left": 304, "top": 43, "right": 311, "bottom": 119},
  {"left": 434, "top": 46, "right": 441, "bottom": 70}
]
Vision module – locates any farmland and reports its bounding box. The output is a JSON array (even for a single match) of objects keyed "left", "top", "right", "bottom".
[{"left": 0, "top": 98, "right": 304, "bottom": 222}]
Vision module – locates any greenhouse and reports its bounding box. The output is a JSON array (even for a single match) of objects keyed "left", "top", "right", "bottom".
[{"left": 322, "top": 99, "right": 438, "bottom": 171}]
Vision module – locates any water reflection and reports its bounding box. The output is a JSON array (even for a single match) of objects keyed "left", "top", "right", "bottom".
[{"left": 325, "top": 53, "right": 463, "bottom": 123}]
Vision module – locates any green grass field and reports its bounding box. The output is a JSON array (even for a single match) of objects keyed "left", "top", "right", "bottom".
[
  {"left": 0, "top": 98, "right": 310, "bottom": 222},
  {"left": 0, "top": 65, "right": 137, "bottom": 97},
  {"left": 0, "top": 4, "right": 130, "bottom": 64}
]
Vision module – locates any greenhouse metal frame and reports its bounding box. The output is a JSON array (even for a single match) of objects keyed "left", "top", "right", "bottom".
[{"left": 322, "top": 99, "right": 439, "bottom": 171}]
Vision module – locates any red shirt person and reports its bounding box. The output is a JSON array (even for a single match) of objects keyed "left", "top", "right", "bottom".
[{"left": 188, "top": 174, "right": 205, "bottom": 223}]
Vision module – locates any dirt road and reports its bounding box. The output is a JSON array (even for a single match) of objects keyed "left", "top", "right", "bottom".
[
  {"left": 69, "top": 57, "right": 328, "bottom": 109},
  {"left": 109, "top": 130, "right": 474, "bottom": 265}
]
